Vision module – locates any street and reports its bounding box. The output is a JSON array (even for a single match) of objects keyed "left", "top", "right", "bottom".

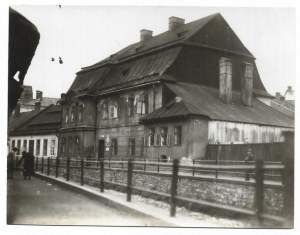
[{"left": 6, "top": 171, "right": 169, "bottom": 226}]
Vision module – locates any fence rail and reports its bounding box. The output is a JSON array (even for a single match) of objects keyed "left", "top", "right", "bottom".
[{"left": 34, "top": 156, "right": 291, "bottom": 227}]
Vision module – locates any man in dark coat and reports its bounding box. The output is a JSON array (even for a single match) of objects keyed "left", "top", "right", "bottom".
[
  {"left": 245, "top": 148, "right": 255, "bottom": 181},
  {"left": 17, "top": 151, "right": 35, "bottom": 179}
]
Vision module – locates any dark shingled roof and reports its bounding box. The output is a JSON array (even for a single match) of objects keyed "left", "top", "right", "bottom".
[
  {"left": 9, "top": 104, "right": 62, "bottom": 135},
  {"left": 140, "top": 82, "right": 294, "bottom": 128}
]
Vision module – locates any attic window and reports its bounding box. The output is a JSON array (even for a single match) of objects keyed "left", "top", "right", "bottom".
[{"left": 122, "top": 68, "right": 129, "bottom": 76}]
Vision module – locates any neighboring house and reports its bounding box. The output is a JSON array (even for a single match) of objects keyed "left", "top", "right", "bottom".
[
  {"left": 269, "top": 87, "right": 295, "bottom": 118},
  {"left": 59, "top": 13, "right": 294, "bottom": 160},
  {"left": 13, "top": 85, "right": 60, "bottom": 113},
  {"left": 9, "top": 104, "right": 62, "bottom": 158}
]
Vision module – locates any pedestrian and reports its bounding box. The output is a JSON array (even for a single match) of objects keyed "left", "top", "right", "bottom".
[
  {"left": 245, "top": 148, "right": 254, "bottom": 181},
  {"left": 17, "top": 151, "right": 35, "bottom": 180},
  {"left": 7, "top": 147, "right": 18, "bottom": 179}
]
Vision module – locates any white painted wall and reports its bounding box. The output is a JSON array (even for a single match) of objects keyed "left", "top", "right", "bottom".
[
  {"left": 208, "top": 121, "right": 292, "bottom": 144},
  {"left": 9, "top": 134, "right": 58, "bottom": 158}
]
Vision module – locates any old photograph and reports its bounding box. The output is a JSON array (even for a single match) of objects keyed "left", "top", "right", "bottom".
[{"left": 5, "top": 4, "right": 295, "bottom": 230}]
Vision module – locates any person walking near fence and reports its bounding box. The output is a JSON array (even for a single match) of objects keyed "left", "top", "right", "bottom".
[
  {"left": 7, "top": 147, "right": 18, "bottom": 179},
  {"left": 17, "top": 151, "right": 35, "bottom": 180},
  {"left": 245, "top": 148, "right": 255, "bottom": 181}
]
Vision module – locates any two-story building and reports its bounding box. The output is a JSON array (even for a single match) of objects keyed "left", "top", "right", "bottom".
[{"left": 58, "top": 13, "right": 294, "bottom": 160}]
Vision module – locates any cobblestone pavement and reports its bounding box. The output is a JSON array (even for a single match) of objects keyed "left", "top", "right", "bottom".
[{"left": 6, "top": 171, "right": 170, "bottom": 226}]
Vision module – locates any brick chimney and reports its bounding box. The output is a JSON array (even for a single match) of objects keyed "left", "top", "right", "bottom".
[
  {"left": 219, "top": 58, "right": 232, "bottom": 104},
  {"left": 287, "top": 86, "right": 292, "bottom": 92},
  {"left": 275, "top": 92, "right": 281, "bottom": 99},
  {"left": 36, "top": 90, "right": 43, "bottom": 100},
  {"left": 169, "top": 16, "right": 185, "bottom": 31},
  {"left": 35, "top": 101, "right": 41, "bottom": 111},
  {"left": 140, "top": 29, "right": 153, "bottom": 42},
  {"left": 241, "top": 62, "right": 254, "bottom": 106}
]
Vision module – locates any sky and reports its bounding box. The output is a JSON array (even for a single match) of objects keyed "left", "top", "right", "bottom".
[{"left": 9, "top": 5, "right": 296, "bottom": 99}]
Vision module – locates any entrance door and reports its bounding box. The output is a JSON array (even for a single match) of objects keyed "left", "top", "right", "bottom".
[
  {"left": 98, "top": 140, "right": 105, "bottom": 159},
  {"left": 29, "top": 140, "right": 34, "bottom": 154}
]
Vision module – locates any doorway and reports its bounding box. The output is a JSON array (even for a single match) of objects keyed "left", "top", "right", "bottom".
[{"left": 98, "top": 139, "right": 105, "bottom": 159}]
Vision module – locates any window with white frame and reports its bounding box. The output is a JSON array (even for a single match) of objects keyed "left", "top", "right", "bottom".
[
  {"left": 136, "top": 95, "right": 147, "bottom": 114},
  {"left": 71, "top": 106, "right": 75, "bottom": 122},
  {"left": 128, "top": 139, "right": 135, "bottom": 156},
  {"left": 160, "top": 127, "right": 168, "bottom": 146},
  {"left": 17, "top": 140, "right": 21, "bottom": 154},
  {"left": 102, "top": 101, "right": 108, "bottom": 119},
  {"left": 36, "top": 139, "right": 41, "bottom": 155},
  {"left": 50, "top": 139, "right": 55, "bottom": 156},
  {"left": 109, "top": 101, "right": 118, "bottom": 118},
  {"left": 65, "top": 108, "right": 69, "bottom": 123},
  {"left": 111, "top": 138, "right": 118, "bottom": 156},
  {"left": 147, "top": 128, "right": 155, "bottom": 146},
  {"left": 127, "top": 97, "right": 134, "bottom": 117},
  {"left": 78, "top": 104, "right": 84, "bottom": 122},
  {"left": 43, "top": 139, "right": 48, "bottom": 156},
  {"left": 23, "top": 139, "right": 27, "bottom": 152}
]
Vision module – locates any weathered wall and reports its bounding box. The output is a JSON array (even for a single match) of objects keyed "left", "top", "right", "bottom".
[{"left": 208, "top": 121, "right": 291, "bottom": 144}]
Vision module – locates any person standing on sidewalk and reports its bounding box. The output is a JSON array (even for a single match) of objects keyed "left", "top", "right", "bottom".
[
  {"left": 7, "top": 147, "right": 18, "bottom": 179},
  {"left": 17, "top": 151, "right": 35, "bottom": 180}
]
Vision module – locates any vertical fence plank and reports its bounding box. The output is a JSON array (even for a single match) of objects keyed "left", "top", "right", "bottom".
[
  {"left": 66, "top": 157, "right": 70, "bottom": 181},
  {"left": 81, "top": 159, "right": 84, "bottom": 186},
  {"left": 170, "top": 159, "right": 179, "bottom": 217},
  {"left": 47, "top": 157, "right": 50, "bottom": 176},
  {"left": 127, "top": 159, "right": 133, "bottom": 202},
  {"left": 35, "top": 157, "right": 38, "bottom": 172},
  {"left": 41, "top": 157, "right": 44, "bottom": 174},
  {"left": 157, "top": 159, "right": 160, "bottom": 173},
  {"left": 100, "top": 159, "right": 104, "bottom": 192},
  {"left": 255, "top": 159, "right": 264, "bottom": 226},
  {"left": 144, "top": 158, "right": 146, "bottom": 172},
  {"left": 55, "top": 158, "right": 59, "bottom": 178}
]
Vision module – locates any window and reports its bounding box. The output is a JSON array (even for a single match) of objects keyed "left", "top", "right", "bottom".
[
  {"left": 154, "top": 134, "right": 160, "bottom": 147},
  {"left": 111, "top": 138, "right": 118, "bottom": 156},
  {"left": 136, "top": 95, "right": 148, "bottom": 114},
  {"left": 71, "top": 106, "right": 75, "bottom": 122},
  {"left": 160, "top": 127, "right": 168, "bottom": 146},
  {"left": 23, "top": 140, "right": 27, "bottom": 152},
  {"left": 11, "top": 140, "right": 15, "bottom": 149},
  {"left": 36, "top": 139, "right": 41, "bottom": 155},
  {"left": 62, "top": 138, "right": 66, "bottom": 153},
  {"left": 78, "top": 104, "right": 84, "bottom": 122},
  {"left": 75, "top": 137, "right": 80, "bottom": 153},
  {"left": 109, "top": 101, "right": 118, "bottom": 118},
  {"left": 102, "top": 101, "right": 108, "bottom": 119},
  {"left": 17, "top": 140, "right": 21, "bottom": 154},
  {"left": 50, "top": 139, "right": 55, "bottom": 156},
  {"left": 244, "top": 63, "right": 253, "bottom": 77},
  {"left": 127, "top": 97, "right": 134, "bottom": 117},
  {"left": 128, "top": 139, "right": 135, "bottom": 156},
  {"left": 65, "top": 108, "right": 69, "bottom": 123},
  {"left": 147, "top": 128, "right": 155, "bottom": 146},
  {"left": 174, "top": 126, "right": 182, "bottom": 145},
  {"left": 43, "top": 139, "right": 48, "bottom": 156},
  {"left": 68, "top": 137, "right": 72, "bottom": 153}
]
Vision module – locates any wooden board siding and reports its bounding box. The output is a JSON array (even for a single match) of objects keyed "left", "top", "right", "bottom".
[{"left": 208, "top": 121, "right": 292, "bottom": 144}]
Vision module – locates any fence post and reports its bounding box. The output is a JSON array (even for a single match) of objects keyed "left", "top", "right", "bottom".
[
  {"left": 170, "top": 159, "right": 179, "bottom": 217},
  {"left": 35, "top": 157, "right": 38, "bottom": 172},
  {"left": 121, "top": 157, "right": 124, "bottom": 170},
  {"left": 41, "top": 157, "right": 44, "bottom": 174},
  {"left": 192, "top": 159, "right": 195, "bottom": 176},
  {"left": 144, "top": 158, "right": 146, "bottom": 172},
  {"left": 66, "top": 157, "right": 70, "bottom": 181},
  {"left": 255, "top": 159, "right": 264, "bottom": 226},
  {"left": 100, "top": 159, "right": 104, "bottom": 192},
  {"left": 47, "top": 157, "right": 50, "bottom": 176},
  {"left": 55, "top": 158, "right": 59, "bottom": 178},
  {"left": 157, "top": 158, "right": 160, "bottom": 173},
  {"left": 215, "top": 158, "right": 218, "bottom": 178},
  {"left": 127, "top": 159, "right": 133, "bottom": 202},
  {"left": 81, "top": 159, "right": 84, "bottom": 186}
]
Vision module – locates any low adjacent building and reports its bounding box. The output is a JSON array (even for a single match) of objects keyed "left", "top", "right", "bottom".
[{"left": 9, "top": 104, "right": 62, "bottom": 158}]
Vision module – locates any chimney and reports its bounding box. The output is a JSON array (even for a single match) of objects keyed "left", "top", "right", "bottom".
[
  {"left": 241, "top": 62, "right": 254, "bottom": 106},
  {"left": 36, "top": 90, "right": 43, "bottom": 101},
  {"left": 35, "top": 101, "right": 41, "bottom": 111},
  {"left": 275, "top": 92, "right": 281, "bottom": 99},
  {"left": 169, "top": 16, "right": 185, "bottom": 31},
  {"left": 219, "top": 58, "right": 232, "bottom": 104},
  {"left": 140, "top": 29, "right": 153, "bottom": 42},
  {"left": 287, "top": 86, "right": 292, "bottom": 92},
  {"left": 14, "top": 103, "right": 21, "bottom": 116},
  {"left": 61, "top": 93, "right": 66, "bottom": 100}
]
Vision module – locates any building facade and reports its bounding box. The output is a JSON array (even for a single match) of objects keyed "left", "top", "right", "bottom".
[
  {"left": 9, "top": 104, "right": 61, "bottom": 158},
  {"left": 58, "top": 13, "right": 294, "bottom": 160}
]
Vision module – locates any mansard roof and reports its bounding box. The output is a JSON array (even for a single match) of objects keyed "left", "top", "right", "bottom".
[{"left": 67, "top": 13, "right": 266, "bottom": 98}]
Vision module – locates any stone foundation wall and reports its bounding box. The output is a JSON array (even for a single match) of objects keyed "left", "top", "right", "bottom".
[{"left": 43, "top": 164, "right": 284, "bottom": 216}]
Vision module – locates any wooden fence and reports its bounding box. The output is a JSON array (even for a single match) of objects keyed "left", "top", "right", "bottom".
[{"left": 34, "top": 156, "right": 292, "bottom": 227}]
